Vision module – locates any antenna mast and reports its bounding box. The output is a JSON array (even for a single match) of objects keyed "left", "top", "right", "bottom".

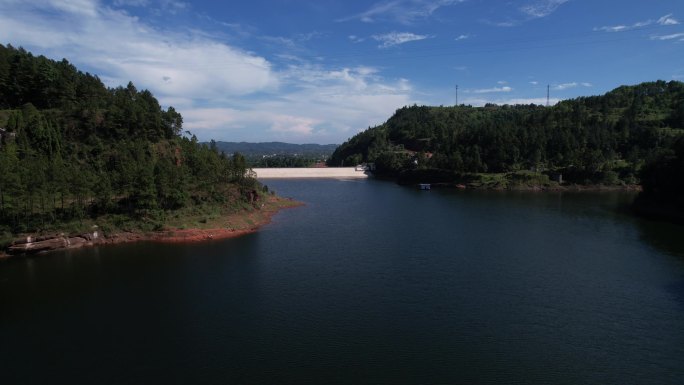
[{"left": 455, "top": 84, "right": 459, "bottom": 106}]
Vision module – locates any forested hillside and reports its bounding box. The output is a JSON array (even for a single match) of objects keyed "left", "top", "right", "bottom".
[
  {"left": 329, "top": 81, "right": 684, "bottom": 186},
  {"left": 0, "top": 44, "right": 263, "bottom": 238},
  {"left": 635, "top": 135, "right": 684, "bottom": 221}
]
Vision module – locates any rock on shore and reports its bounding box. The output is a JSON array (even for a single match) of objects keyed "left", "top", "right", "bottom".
[{"left": 7, "top": 231, "right": 101, "bottom": 255}]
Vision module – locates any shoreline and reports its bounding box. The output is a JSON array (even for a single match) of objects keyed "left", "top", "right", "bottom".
[
  {"left": 1, "top": 196, "right": 303, "bottom": 260},
  {"left": 410, "top": 181, "right": 643, "bottom": 192}
]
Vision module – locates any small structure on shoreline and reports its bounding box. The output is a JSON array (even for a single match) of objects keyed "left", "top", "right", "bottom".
[{"left": 0, "top": 127, "right": 16, "bottom": 147}]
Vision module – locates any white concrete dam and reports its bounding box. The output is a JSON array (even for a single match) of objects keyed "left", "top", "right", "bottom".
[{"left": 253, "top": 167, "right": 370, "bottom": 179}]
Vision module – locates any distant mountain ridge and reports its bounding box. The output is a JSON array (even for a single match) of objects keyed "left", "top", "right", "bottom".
[{"left": 211, "top": 141, "right": 338, "bottom": 157}]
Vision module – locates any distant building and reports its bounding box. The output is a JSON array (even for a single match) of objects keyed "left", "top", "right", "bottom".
[
  {"left": 354, "top": 163, "right": 376, "bottom": 172},
  {"left": 0, "top": 127, "right": 16, "bottom": 147}
]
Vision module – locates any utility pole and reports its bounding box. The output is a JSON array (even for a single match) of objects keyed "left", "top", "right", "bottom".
[{"left": 455, "top": 84, "right": 459, "bottom": 106}]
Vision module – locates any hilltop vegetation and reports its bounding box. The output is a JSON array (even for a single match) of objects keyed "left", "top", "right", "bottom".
[
  {"left": 329, "top": 81, "right": 684, "bottom": 188},
  {"left": 210, "top": 141, "right": 337, "bottom": 167},
  {"left": 0, "top": 44, "right": 270, "bottom": 241}
]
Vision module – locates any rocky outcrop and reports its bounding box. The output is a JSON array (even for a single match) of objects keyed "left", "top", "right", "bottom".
[{"left": 7, "top": 231, "right": 101, "bottom": 255}]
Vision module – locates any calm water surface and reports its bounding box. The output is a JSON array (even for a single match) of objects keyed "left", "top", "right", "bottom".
[{"left": 1, "top": 179, "right": 684, "bottom": 384}]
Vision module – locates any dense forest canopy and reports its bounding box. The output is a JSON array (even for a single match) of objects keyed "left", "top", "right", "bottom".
[
  {"left": 636, "top": 135, "right": 684, "bottom": 217},
  {"left": 329, "top": 81, "right": 684, "bottom": 185},
  {"left": 0, "top": 44, "right": 261, "bottom": 237}
]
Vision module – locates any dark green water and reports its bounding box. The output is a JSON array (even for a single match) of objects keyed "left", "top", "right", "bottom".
[{"left": 2, "top": 179, "right": 684, "bottom": 384}]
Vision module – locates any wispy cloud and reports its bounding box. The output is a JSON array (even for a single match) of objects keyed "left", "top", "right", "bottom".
[
  {"left": 554, "top": 82, "right": 577, "bottom": 90},
  {"left": 372, "top": 32, "right": 430, "bottom": 48},
  {"left": 339, "top": 0, "right": 465, "bottom": 24},
  {"left": 552, "top": 82, "right": 592, "bottom": 90},
  {"left": 488, "top": 0, "right": 569, "bottom": 27},
  {"left": 650, "top": 32, "right": 684, "bottom": 41},
  {"left": 594, "top": 22, "right": 649, "bottom": 33},
  {"left": 520, "top": 0, "right": 569, "bottom": 18},
  {"left": 658, "top": 14, "right": 680, "bottom": 26},
  {"left": 261, "top": 32, "right": 324, "bottom": 50},
  {"left": 595, "top": 13, "right": 680, "bottom": 32},
  {"left": 113, "top": 0, "right": 150, "bottom": 7},
  {"left": 349, "top": 35, "right": 366, "bottom": 43},
  {"left": 455, "top": 34, "right": 469, "bottom": 41},
  {"left": 155, "top": 0, "right": 189, "bottom": 15},
  {"left": 472, "top": 86, "right": 513, "bottom": 94}
]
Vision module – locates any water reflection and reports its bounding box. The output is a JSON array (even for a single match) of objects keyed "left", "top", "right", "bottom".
[
  {"left": 637, "top": 219, "right": 684, "bottom": 259},
  {"left": 2, "top": 180, "right": 684, "bottom": 384}
]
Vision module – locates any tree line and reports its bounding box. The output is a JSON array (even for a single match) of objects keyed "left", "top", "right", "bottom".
[{"left": 0, "top": 44, "right": 260, "bottom": 236}]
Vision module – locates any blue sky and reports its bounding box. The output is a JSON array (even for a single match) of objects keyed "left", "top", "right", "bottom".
[{"left": 1, "top": 0, "right": 683, "bottom": 144}]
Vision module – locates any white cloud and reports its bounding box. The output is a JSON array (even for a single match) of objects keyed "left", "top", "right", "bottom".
[
  {"left": 339, "top": 0, "right": 465, "bottom": 24},
  {"left": 183, "top": 64, "right": 415, "bottom": 142},
  {"left": 472, "top": 86, "right": 513, "bottom": 94},
  {"left": 552, "top": 82, "right": 592, "bottom": 90},
  {"left": 520, "top": 0, "right": 569, "bottom": 18},
  {"left": 658, "top": 14, "right": 680, "bottom": 26},
  {"left": 0, "top": 0, "right": 419, "bottom": 143},
  {"left": 455, "top": 34, "right": 469, "bottom": 41},
  {"left": 650, "top": 32, "right": 684, "bottom": 41},
  {"left": 181, "top": 65, "right": 414, "bottom": 143},
  {"left": 594, "top": 25, "right": 629, "bottom": 33},
  {"left": 554, "top": 82, "right": 577, "bottom": 90},
  {"left": 530, "top": 81, "right": 539, "bottom": 85},
  {"left": 0, "top": 0, "right": 277, "bottom": 101},
  {"left": 595, "top": 14, "right": 679, "bottom": 33},
  {"left": 372, "top": 32, "right": 430, "bottom": 48},
  {"left": 270, "top": 115, "right": 321, "bottom": 135}
]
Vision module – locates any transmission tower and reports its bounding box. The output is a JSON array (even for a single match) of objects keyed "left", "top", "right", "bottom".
[
  {"left": 455, "top": 84, "right": 459, "bottom": 106},
  {"left": 546, "top": 84, "right": 550, "bottom": 107}
]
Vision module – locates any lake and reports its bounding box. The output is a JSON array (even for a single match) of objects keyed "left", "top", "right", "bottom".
[{"left": 1, "top": 179, "right": 684, "bottom": 384}]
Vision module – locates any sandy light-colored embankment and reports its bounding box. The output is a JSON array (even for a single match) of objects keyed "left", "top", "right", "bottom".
[{"left": 253, "top": 167, "right": 370, "bottom": 179}]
